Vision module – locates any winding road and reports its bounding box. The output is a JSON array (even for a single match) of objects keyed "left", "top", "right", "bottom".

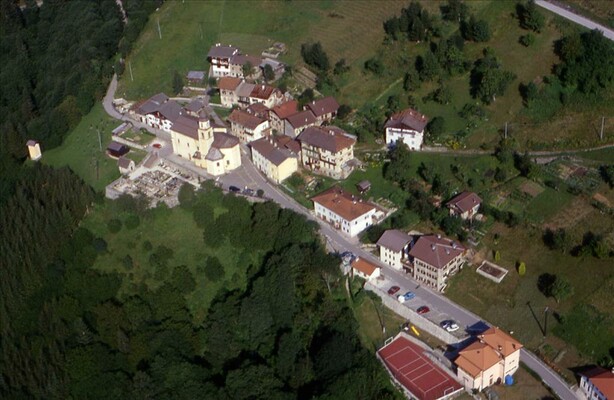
[{"left": 102, "top": 76, "right": 579, "bottom": 399}]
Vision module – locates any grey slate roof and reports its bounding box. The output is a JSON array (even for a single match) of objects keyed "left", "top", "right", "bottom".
[
  {"left": 185, "top": 99, "right": 204, "bottom": 113},
  {"left": 186, "top": 71, "right": 205, "bottom": 81},
  {"left": 212, "top": 131, "right": 239, "bottom": 149},
  {"left": 207, "top": 44, "right": 239, "bottom": 59},
  {"left": 285, "top": 109, "right": 317, "bottom": 129},
  {"left": 376, "top": 230, "right": 412, "bottom": 253},
  {"left": 250, "top": 137, "right": 296, "bottom": 166},
  {"left": 297, "top": 126, "right": 355, "bottom": 153},
  {"left": 157, "top": 100, "right": 182, "bottom": 123},
  {"left": 305, "top": 96, "right": 339, "bottom": 117},
  {"left": 172, "top": 114, "right": 199, "bottom": 140},
  {"left": 205, "top": 147, "right": 224, "bottom": 161},
  {"left": 408, "top": 235, "right": 465, "bottom": 269}
]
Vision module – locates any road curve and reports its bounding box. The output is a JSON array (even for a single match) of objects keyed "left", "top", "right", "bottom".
[
  {"left": 101, "top": 78, "right": 579, "bottom": 400},
  {"left": 535, "top": 0, "right": 614, "bottom": 41}
]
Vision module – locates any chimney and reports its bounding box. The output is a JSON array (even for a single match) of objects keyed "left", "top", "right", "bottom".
[
  {"left": 437, "top": 234, "right": 441, "bottom": 239},
  {"left": 445, "top": 249, "right": 450, "bottom": 255},
  {"left": 431, "top": 245, "right": 436, "bottom": 251},
  {"left": 498, "top": 345, "right": 502, "bottom": 352}
]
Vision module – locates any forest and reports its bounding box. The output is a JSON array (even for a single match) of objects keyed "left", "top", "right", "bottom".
[{"left": 0, "top": 176, "right": 400, "bottom": 399}]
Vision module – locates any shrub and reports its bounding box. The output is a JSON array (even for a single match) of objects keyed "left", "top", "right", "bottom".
[
  {"left": 204, "top": 256, "right": 225, "bottom": 282},
  {"left": 107, "top": 219, "right": 122, "bottom": 233},
  {"left": 519, "top": 33, "right": 535, "bottom": 47}
]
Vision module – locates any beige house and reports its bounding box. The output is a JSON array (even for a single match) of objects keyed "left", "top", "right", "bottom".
[
  {"left": 207, "top": 44, "right": 240, "bottom": 78},
  {"left": 250, "top": 136, "right": 299, "bottom": 184},
  {"left": 269, "top": 100, "right": 298, "bottom": 133},
  {"left": 133, "top": 93, "right": 182, "bottom": 133},
  {"left": 218, "top": 77, "right": 242, "bottom": 107},
  {"left": 170, "top": 112, "right": 240, "bottom": 176},
  {"left": 305, "top": 96, "right": 339, "bottom": 124},
  {"left": 228, "top": 54, "right": 262, "bottom": 79},
  {"left": 408, "top": 234, "right": 466, "bottom": 292},
  {"left": 26, "top": 140, "right": 42, "bottom": 161},
  {"left": 455, "top": 328, "right": 523, "bottom": 391},
  {"left": 227, "top": 108, "right": 270, "bottom": 144},
  {"left": 298, "top": 126, "right": 356, "bottom": 179},
  {"left": 312, "top": 187, "right": 377, "bottom": 237},
  {"left": 350, "top": 257, "right": 381, "bottom": 281},
  {"left": 284, "top": 109, "right": 317, "bottom": 138},
  {"left": 377, "top": 229, "right": 413, "bottom": 271},
  {"left": 447, "top": 191, "right": 482, "bottom": 220}
]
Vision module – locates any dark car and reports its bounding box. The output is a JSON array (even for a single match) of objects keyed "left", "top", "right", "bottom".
[
  {"left": 387, "top": 286, "right": 400, "bottom": 295},
  {"left": 228, "top": 186, "right": 241, "bottom": 193},
  {"left": 417, "top": 306, "right": 430, "bottom": 314}
]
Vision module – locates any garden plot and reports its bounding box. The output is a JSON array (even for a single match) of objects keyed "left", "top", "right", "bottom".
[{"left": 476, "top": 260, "right": 509, "bottom": 284}]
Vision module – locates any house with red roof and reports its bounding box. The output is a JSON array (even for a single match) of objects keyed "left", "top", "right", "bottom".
[
  {"left": 350, "top": 257, "right": 381, "bottom": 280},
  {"left": 249, "top": 84, "right": 284, "bottom": 108},
  {"left": 408, "top": 234, "right": 466, "bottom": 292},
  {"left": 385, "top": 108, "right": 428, "bottom": 151},
  {"left": 446, "top": 191, "right": 482, "bottom": 220},
  {"left": 579, "top": 366, "right": 614, "bottom": 400},
  {"left": 455, "top": 327, "right": 523, "bottom": 391},
  {"left": 298, "top": 126, "right": 356, "bottom": 179},
  {"left": 269, "top": 100, "right": 299, "bottom": 133},
  {"left": 311, "top": 186, "right": 377, "bottom": 237},
  {"left": 218, "top": 77, "right": 242, "bottom": 107}
]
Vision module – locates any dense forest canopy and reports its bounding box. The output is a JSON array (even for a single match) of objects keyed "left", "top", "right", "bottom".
[{"left": 0, "top": 179, "right": 400, "bottom": 399}]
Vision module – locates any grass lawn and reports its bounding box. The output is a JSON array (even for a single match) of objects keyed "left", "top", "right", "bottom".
[
  {"left": 82, "top": 201, "right": 257, "bottom": 322},
  {"left": 42, "top": 103, "right": 146, "bottom": 192},
  {"left": 525, "top": 187, "right": 574, "bottom": 223},
  {"left": 340, "top": 164, "right": 408, "bottom": 205}
]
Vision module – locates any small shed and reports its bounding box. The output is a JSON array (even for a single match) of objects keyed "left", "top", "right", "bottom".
[
  {"left": 26, "top": 140, "right": 42, "bottom": 161},
  {"left": 186, "top": 71, "right": 205, "bottom": 83},
  {"left": 118, "top": 156, "right": 136, "bottom": 175},
  {"left": 107, "top": 141, "right": 129, "bottom": 158},
  {"left": 112, "top": 122, "right": 132, "bottom": 136},
  {"left": 356, "top": 180, "right": 371, "bottom": 194}
]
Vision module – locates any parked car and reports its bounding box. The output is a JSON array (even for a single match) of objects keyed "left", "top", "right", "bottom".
[
  {"left": 152, "top": 143, "right": 162, "bottom": 149},
  {"left": 397, "top": 291, "right": 415, "bottom": 303},
  {"left": 243, "top": 188, "right": 255, "bottom": 196},
  {"left": 387, "top": 286, "right": 400, "bottom": 295},
  {"left": 228, "top": 186, "right": 241, "bottom": 193},
  {"left": 441, "top": 320, "right": 459, "bottom": 332},
  {"left": 417, "top": 306, "right": 430, "bottom": 314}
]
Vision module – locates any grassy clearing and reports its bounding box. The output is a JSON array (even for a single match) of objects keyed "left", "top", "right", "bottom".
[{"left": 42, "top": 103, "right": 144, "bottom": 192}]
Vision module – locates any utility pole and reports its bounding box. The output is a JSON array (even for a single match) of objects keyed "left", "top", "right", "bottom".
[
  {"left": 129, "top": 61, "right": 134, "bottom": 82},
  {"left": 600, "top": 117, "right": 605, "bottom": 140},
  {"left": 157, "top": 18, "right": 162, "bottom": 39}
]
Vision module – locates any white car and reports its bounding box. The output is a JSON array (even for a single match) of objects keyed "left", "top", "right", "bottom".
[{"left": 441, "top": 320, "right": 460, "bottom": 332}]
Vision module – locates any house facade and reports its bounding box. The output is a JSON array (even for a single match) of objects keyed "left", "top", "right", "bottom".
[
  {"left": 118, "top": 156, "right": 135, "bottom": 175},
  {"left": 133, "top": 93, "right": 182, "bottom": 132},
  {"left": 249, "top": 84, "right": 284, "bottom": 108},
  {"left": 377, "top": 229, "right": 413, "bottom": 270},
  {"left": 350, "top": 257, "right": 381, "bottom": 281},
  {"left": 579, "top": 367, "right": 614, "bottom": 400},
  {"left": 447, "top": 191, "right": 482, "bottom": 220},
  {"left": 408, "top": 235, "right": 466, "bottom": 292},
  {"left": 284, "top": 109, "right": 317, "bottom": 138},
  {"left": 455, "top": 328, "right": 523, "bottom": 392},
  {"left": 385, "top": 108, "right": 428, "bottom": 151},
  {"left": 250, "top": 137, "right": 299, "bottom": 184},
  {"left": 228, "top": 109, "right": 270, "bottom": 144},
  {"left": 298, "top": 126, "right": 356, "bottom": 179},
  {"left": 228, "top": 54, "right": 262, "bottom": 79},
  {"left": 218, "top": 77, "right": 242, "bottom": 107},
  {"left": 311, "top": 187, "right": 376, "bottom": 237},
  {"left": 305, "top": 96, "right": 339, "bottom": 124},
  {"left": 269, "top": 100, "right": 299, "bottom": 133},
  {"left": 207, "top": 44, "right": 240, "bottom": 78},
  {"left": 169, "top": 113, "right": 240, "bottom": 176}
]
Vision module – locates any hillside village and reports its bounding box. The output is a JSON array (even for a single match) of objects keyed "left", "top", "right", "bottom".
[{"left": 90, "top": 39, "right": 587, "bottom": 400}]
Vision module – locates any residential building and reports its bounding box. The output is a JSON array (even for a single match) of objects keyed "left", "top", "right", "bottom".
[
  {"left": 305, "top": 96, "right": 339, "bottom": 124},
  {"left": 298, "top": 126, "right": 356, "bottom": 179},
  {"left": 228, "top": 108, "right": 271, "bottom": 144},
  {"left": 169, "top": 112, "right": 240, "bottom": 176},
  {"left": 26, "top": 140, "right": 42, "bottom": 161},
  {"left": 269, "top": 100, "right": 299, "bottom": 133},
  {"left": 447, "top": 191, "right": 482, "bottom": 220},
  {"left": 184, "top": 99, "right": 206, "bottom": 117},
  {"left": 455, "top": 327, "right": 523, "bottom": 392},
  {"left": 245, "top": 103, "right": 270, "bottom": 119},
  {"left": 350, "top": 257, "right": 381, "bottom": 281},
  {"left": 408, "top": 234, "right": 466, "bottom": 292},
  {"left": 311, "top": 187, "right": 377, "bottom": 237},
  {"left": 385, "top": 108, "right": 428, "bottom": 150},
  {"left": 579, "top": 366, "right": 614, "bottom": 400},
  {"left": 236, "top": 81, "right": 256, "bottom": 109},
  {"left": 133, "top": 93, "right": 182, "bottom": 132},
  {"left": 249, "top": 84, "right": 284, "bottom": 108},
  {"left": 284, "top": 109, "right": 317, "bottom": 138},
  {"left": 259, "top": 58, "right": 286, "bottom": 80},
  {"left": 377, "top": 229, "right": 413, "bottom": 270},
  {"left": 229, "top": 54, "right": 262, "bottom": 79},
  {"left": 218, "top": 77, "right": 242, "bottom": 107},
  {"left": 207, "top": 44, "right": 240, "bottom": 78},
  {"left": 250, "top": 136, "right": 299, "bottom": 184},
  {"left": 118, "top": 156, "right": 135, "bottom": 174},
  {"left": 275, "top": 135, "right": 302, "bottom": 163}
]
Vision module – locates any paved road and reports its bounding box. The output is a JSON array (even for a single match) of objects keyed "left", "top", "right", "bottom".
[
  {"left": 101, "top": 82, "right": 579, "bottom": 400},
  {"left": 535, "top": 0, "right": 614, "bottom": 41}
]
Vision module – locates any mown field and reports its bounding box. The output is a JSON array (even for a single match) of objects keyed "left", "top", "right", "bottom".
[{"left": 43, "top": 103, "right": 146, "bottom": 192}]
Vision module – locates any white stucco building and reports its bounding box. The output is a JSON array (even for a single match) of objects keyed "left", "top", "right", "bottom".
[{"left": 385, "top": 108, "right": 428, "bottom": 150}]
